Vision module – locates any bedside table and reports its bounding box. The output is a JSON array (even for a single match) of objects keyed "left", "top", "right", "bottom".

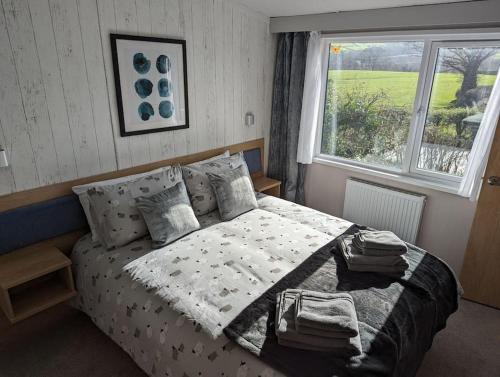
[
  {"left": 0, "top": 246, "right": 76, "bottom": 324},
  {"left": 253, "top": 176, "right": 281, "bottom": 197}
]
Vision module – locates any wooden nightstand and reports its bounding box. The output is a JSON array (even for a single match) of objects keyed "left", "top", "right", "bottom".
[
  {"left": 253, "top": 176, "right": 281, "bottom": 198},
  {"left": 0, "top": 246, "right": 76, "bottom": 324}
]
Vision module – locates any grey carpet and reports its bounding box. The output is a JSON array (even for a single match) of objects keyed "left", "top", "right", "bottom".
[
  {"left": 0, "top": 305, "right": 145, "bottom": 377},
  {"left": 416, "top": 299, "right": 500, "bottom": 377},
  {"left": 0, "top": 299, "right": 498, "bottom": 377}
]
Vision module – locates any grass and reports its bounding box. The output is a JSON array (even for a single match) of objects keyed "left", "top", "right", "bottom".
[{"left": 328, "top": 70, "right": 497, "bottom": 108}]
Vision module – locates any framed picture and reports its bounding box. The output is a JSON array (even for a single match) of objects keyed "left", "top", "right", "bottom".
[{"left": 110, "top": 34, "right": 189, "bottom": 136}]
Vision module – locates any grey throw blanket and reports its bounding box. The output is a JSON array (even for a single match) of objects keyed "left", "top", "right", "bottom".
[{"left": 224, "top": 225, "right": 460, "bottom": 377}]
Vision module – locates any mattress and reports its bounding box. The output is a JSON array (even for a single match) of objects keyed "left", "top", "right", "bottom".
[{"left": 71, "top": 194, "right": 353, "bottom": 377}]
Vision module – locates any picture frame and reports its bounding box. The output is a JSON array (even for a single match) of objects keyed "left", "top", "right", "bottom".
[{"left": 110, "top": 34, "right": 189, "bottom": 136}]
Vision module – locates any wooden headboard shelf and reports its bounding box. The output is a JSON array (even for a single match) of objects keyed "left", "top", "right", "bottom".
[{"left": 0, "top": 138, "right": 264, "bottom": 213}]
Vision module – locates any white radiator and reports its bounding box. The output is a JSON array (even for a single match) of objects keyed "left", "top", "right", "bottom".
[{"left": 343, "top": 178, "right": 426, "bottom": 244}]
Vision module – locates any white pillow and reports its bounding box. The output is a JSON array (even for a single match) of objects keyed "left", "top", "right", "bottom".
[
  {"left": 73, "top": 166, "right": 170, "bottom": 241},
  {"left": 188, "top": 150, "right": 229, "bottom": 166}
]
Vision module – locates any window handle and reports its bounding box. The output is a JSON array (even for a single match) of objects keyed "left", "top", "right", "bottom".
[{"left": 487, "top": 176, "right": 500, "bottom": 186}]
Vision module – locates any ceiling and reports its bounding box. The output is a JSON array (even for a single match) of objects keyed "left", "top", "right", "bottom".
[{"left": 240, "top": 0, "right": 475, "bottom": 17}]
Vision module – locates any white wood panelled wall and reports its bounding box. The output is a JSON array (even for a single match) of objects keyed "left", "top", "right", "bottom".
[{"left": 0, "top": 0, "right": 275, "bottom": 195}]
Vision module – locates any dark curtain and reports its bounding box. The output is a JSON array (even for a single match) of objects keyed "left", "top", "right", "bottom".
[{"left": 267, "top": 32, "right": 308, "bottom": 204}]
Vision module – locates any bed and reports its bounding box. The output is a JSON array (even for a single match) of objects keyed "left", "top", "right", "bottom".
[{"left": 71, "top": 193, "right": 460, "bottom": 377}]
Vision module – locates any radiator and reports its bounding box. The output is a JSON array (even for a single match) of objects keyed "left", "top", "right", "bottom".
[{"left": 343, "top": 178, "right": 426, "bottom": 244}]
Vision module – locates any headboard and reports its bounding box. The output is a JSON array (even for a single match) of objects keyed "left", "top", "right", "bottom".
[{"left": 0, "top": 138, "right": 264, "bottom": 256}]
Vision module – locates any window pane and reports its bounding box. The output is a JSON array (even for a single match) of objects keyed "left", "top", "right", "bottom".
[
  {"left": 321, "top": 42, "right": 424, "bottom": 169},
  {"left": 417, "top": 46, "right": 500, "bottom": 176}
]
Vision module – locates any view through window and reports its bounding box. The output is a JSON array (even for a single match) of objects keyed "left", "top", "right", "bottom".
[
  {"left": 321, "top": 41, "right": 424, "bottom": 169},
  {"left": 417, "top": 46, "right": 500, "bottom": 176},
  {"left": 320, "top": 38, "right": 500, "bottom": 182}
]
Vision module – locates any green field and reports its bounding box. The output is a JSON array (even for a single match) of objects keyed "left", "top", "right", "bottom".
[{"left": 328, "top": 70, "right": 497, "bottom": 108}]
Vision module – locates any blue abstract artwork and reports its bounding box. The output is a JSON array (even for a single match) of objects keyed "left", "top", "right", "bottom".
[
  {"left": 138, "top": 102, "right": 154, "bottom": 121},
  {"left": 111, "top": 34, "right": 187, "bottom": 135},
  {"left": 159, "top": 100, "right": 174, "bottom": 119},
  {"left": 132, "top": 52, "right": 175, "bottom": 122},
  {"left": 134, "top": 79, "right": 153, "bottom": 98},
  {"left": 133, "top": 53, "right": 151, "bottom": 74}
]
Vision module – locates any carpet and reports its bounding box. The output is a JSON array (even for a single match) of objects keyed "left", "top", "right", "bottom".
[{"left": 0, "top": 299, "right": 498, "bottom": 377}]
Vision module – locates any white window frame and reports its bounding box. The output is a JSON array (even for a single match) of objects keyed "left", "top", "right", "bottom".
[{"left": 314, "top": 29, "right": 500, "bottom": 193}]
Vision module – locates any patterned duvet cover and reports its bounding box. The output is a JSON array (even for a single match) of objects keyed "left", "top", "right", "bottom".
[{"left": 71, "top": 194, "right": 352, "bottom": 377}]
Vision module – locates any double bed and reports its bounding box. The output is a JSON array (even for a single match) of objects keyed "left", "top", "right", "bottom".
[{"left": 71, "top": 193, "right": 460, "bottom": 377}]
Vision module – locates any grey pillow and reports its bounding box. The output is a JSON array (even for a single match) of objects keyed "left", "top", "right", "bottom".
[
  {"left": 207, "top": 163, "right": 258, "bottom": 221},
  {"left": 87, "top": 166, "right": 183, "bottom": 248},
  {"left": 182, "top": 152, "right": 245, "bottom": 216},
  {"left": 135, "top": 181, "right": 200, "bottom": 248}
]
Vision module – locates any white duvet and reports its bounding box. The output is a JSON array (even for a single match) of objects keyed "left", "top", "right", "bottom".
[{"left": 124, "top": 208, "right": 333, "bottom": 339}]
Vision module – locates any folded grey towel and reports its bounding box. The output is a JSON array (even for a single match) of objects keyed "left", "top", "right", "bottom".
[
  {"left": 352, "top": 236, "right": 407, "bottom": 256},
  {"left": 354, "top": 230, "right": 407, "bottom": 255},
  {"left": 275, "top": 290, "right": 362, "bottom": 356},
  {"left": 295, "top": 291, "right": 359, "bottom": 338},
  {"left": 343, "top": 236, "right": 408, "bottom": 266},
  {"left": 339, "top": 236, "right": 409, "bottom": 273}
]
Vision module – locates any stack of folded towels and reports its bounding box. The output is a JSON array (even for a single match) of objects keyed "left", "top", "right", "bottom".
[
  {"left": 339, "top": 230, "right": 409, "bottom": 273},
  {"left": 275, "top": 289, "right": 362, "bottom": 356}
]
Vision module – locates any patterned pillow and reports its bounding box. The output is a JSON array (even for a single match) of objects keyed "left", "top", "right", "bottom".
[
  {"left": 182, "top": 152, "right": 245, "bottom": 216},
  {"left": 87, "top": 166, "right": 182, "bottom": 248},
  {"left": 207, "top": 163, "right": 258, "bottom": 221},
  {"left": 135, "top": 181, "right": 200, "bottom": 248},
  {"left": 72, "top": 167, "right": 169, "bottom": 242}
]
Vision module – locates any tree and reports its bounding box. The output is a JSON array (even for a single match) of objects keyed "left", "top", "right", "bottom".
[
  {"left": 360, "top": 47, "right": 383, "bottom": 70},
  {"left": 441, "top": 48, "right": 496, "bottom": 106}
]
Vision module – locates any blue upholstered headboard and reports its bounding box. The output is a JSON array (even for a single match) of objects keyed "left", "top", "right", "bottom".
[
  {"left": 0, "top": 195, "right": 87, "bottom": 255},
  {"left": 0, "top": 146, "right": 263, "bottom": 255}
]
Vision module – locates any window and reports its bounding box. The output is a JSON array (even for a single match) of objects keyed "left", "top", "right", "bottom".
[
  {"left": 318, "top": 34, "right": 500, "bottom": 188},
  {"left": 416, "top": 43, "right": 500, "bottom": 177},
  {"left": 321, "top": 41, "right": 425, "bottom": 169}
]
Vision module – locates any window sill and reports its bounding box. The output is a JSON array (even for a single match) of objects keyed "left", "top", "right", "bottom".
[{"left": 312, "top": 156, "right": 461, "bottom": 195}]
